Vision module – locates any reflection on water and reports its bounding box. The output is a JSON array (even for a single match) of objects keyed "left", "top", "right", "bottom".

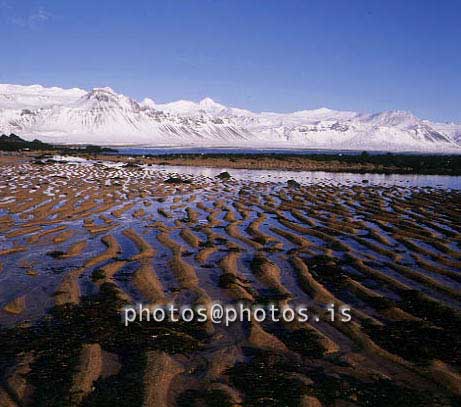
[
  {"left": 116, "top": 147, "right": 367, "bottom": 156},
  {"left": 144, "top": 164, "right": 461, "bottom": 190},
  {"left": 115, "top": 147, "right": 460, "bottom": 156}
]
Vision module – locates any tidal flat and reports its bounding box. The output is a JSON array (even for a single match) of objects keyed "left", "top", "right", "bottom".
[{"left": 0, "top": 153, "right": 460, "bottom": 406}]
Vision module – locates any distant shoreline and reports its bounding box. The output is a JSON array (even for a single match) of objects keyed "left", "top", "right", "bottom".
[
  {"left": 113, "top": 145, "right": 461, "bottom": 156},
  {"left": 1, "top": 133, "right": 460, "bottom": 175},
  {"left": 95, "top": 151, "right": 461, "bottom": 176},
  {"left": 2, "top": 150, "right": 460, "bottom": 176}
]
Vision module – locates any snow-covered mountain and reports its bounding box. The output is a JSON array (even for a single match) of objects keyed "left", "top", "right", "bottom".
[
  {"left": 1, "top": 83, "right": 460, "bottom": 152},
  {"left": 430, "top": 121, "right": 461, "bottom": 145},
  {"left": 0, "top": 84, "right": 86, "bottom": 110}
]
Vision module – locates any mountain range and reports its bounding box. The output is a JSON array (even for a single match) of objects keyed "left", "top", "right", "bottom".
[{"left": 1, "top": 83, "right": 460, "bottom": 152}]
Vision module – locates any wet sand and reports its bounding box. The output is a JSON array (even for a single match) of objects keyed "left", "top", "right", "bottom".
[{"left": 0, "top": 154, "right": 460, "bottom": 406}]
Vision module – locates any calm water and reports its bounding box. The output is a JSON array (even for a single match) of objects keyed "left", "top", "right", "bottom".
[
  {"left": 141, "top": 163, "right": 461, "bottom": 190},
  {"left": 114, "top": 147, "right": 449, "bottom": 156}
]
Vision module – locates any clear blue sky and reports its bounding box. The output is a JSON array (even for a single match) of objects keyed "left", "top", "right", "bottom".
[{"left": 1, "top": 0, "right": 460, "bottom": 122}]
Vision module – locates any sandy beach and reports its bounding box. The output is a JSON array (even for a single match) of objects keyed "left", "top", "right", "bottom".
[{"left": 0, "top": 153, "right": 460, "bottom": 406}]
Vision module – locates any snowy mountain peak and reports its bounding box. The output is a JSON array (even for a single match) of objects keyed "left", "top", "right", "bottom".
[
  {"left": 85, "top": 87, "right": 118, "bottom": 101},
  {"left": 365, "top": 110, "right": 418, "bottom": 125},
  {"left": 308, "top": 107, "right": 334, "bottom": 114},
  {"left": 0, "top": 83, "right": 85, "bottom": 109},
  {"left": 93, "top": 86, "right": 116, "bottom": 93},
  {"left": 75, "top": 87, "right": 140, "bottom": 112},
  {"left": 199, "top": 97, "right": 225, "bottom": 111},
  {"left": 388, "top": 110, "right": 416, "bottom": 118},
  {"left": 140, "top": 98, "right": 156, "bottom": 109},
  {"left": 0, "top": 83, "right": 460, "bottom": 151},
  {"left": 291, "top": 107, "right": 357, "bottom": 120}
]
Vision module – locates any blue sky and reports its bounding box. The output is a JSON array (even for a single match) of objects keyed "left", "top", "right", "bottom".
[{"left": 1, "top": 0, "right": 460, "bottom": 122}]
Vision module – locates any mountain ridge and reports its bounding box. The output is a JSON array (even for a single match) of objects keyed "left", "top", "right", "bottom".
[{"left": 0, "top": 83, "right": 460, "bottom": 152}]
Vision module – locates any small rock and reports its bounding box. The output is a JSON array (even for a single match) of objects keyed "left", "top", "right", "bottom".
[
  {"left": 164, "top": 177, "right": 192, "bottom": 184},
  {"left": 47, "top": 250, "right": 65, "bottom": 258},
  {"left": 216, "top": 171, "right": 231, "bottom": 180},
  {"left": 287, "top": 179, "right": 301, "bottom": 188}
]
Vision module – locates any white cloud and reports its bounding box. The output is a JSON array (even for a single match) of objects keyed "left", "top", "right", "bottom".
[
  {"left": 29, "top": 6, "right": 51, "bottom": 24},
  {"left": 1, "top": 2, "right": 53, "bottom": 28}
]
